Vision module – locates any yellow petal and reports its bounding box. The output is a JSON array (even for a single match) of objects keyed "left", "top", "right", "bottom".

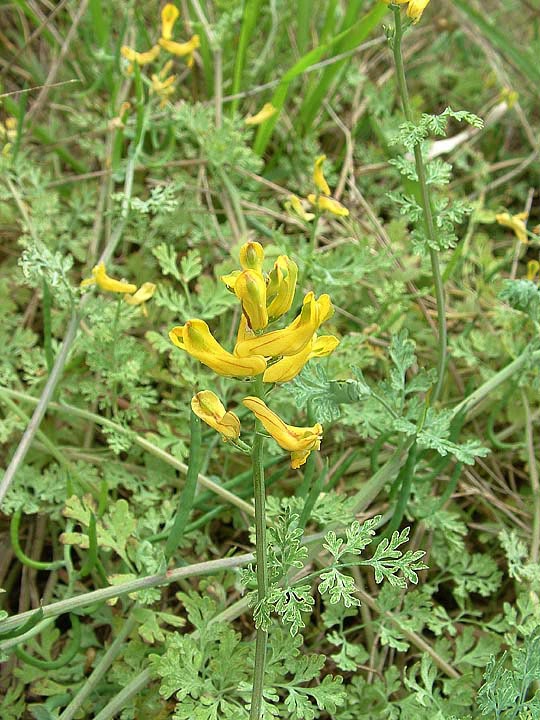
[
  {"left": 235, "top": 291, "right": 318, "bottom": 359},
  {"left": 406, "top": 0, "right": 431, "bottom": 23},
  {"left": 234, "top": 270, "right": 268, "bottom": 331},
  {"left": 527, "top": 260, "right": 540, "bottom": 282},
  {"left": 124, "top": 282, "right": 157, "bottom": 305},
  {"left": 266, "top": 255, "right": 298, "bottom": 320},
  {"left": 309, "top": 335, "right": 339, "bottom": 358},
  {"left": 121, "top": 44, "right": 160, "bottom": 65},
  {"left": 81, "top": 262, "right": 137, "bottom": 294},
  {"left": 313, "top": 155, "right": 331, "bottom": 196},
  {"left": 496, "top": 211, "right": 528, "bottom": 244},
  {"left": 239, "top": 241, "right": 264, "bottom": 272},
  {"left": 244, "top": 103, "right": 277, "bottom": 126},
  {"left": 263, "top": 334, "right": 339, "bottom": 384},
  {"left": 159, "top": 35, "right": 200, "bottom": 57},
  {"left": 263, "top": 341, "right": 313, "bottom": 384},
  {"left": 307, "top": 194, "right": 349, "bottom": 217},
  {"left": 221, "top": 270, "right": 241, "bottom": 292},
  {"left": 169, "top": 319, "right": 266, "bottom": 377},
  {"left": 161, "top": 3, "right": 180, "bottom": 40},
  {"left": 285, "top": 195, "right": 315, "bottom": 222},
  {"left": 242, "top": 397, "right": 322, "bottom": 451},
  {"left": 191, "top": 391, "right": 240, "bottom": 442},
  {"left": 242, "top": 396, "right": 322, "bottom": 468}
]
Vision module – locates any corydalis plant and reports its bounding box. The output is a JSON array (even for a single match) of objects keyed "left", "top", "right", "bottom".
[{"left": 168, "top": 241, "right": 339, "bottom": 719}]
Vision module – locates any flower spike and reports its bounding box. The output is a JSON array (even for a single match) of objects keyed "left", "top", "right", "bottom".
[{"left": 243, "top": 396, "right": 322, "bottom": 469}]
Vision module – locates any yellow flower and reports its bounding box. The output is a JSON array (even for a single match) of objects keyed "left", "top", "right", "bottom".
[
  {"left": 266, "top": 255, "right": 298, "bottom": 320},
  {"left": 284, "top": 195, "right": 315, "bottom": 222},
  {"left": 242, "top": 396, "right": 322, "bottom": 469},
  {"left": 159, "top": 35, "right": 200, "bottom": 63},
  {"left": 307, "top": 194, "right": 349, "bottom": 217},
  {"left": 169, "top": 319, "right": 266, "bottom": 377},
  {"left": 121, "top": 44, "right": 160, "bottom": 65},
  {"left": 80, "top": 262, "right": 137, "bottom": 294},
  {"left": 234, "top": 270, "right": 268, "bottom": 331},
  {"left": 240, "top": 241, "right": 264, "bottom": 273},
  {"left": 496, "top": 211, "right": 529, "bottom": 244},
  {"left": 406, "top": 0, "right": 431, "bottom": 23},
  {"left": 124, "top": 282, "right": 157, "bottom": 305},
  {"left": 313, "top": 155, "right": 331, "bottom": 196},
  {"left": 235, "top": 292, "right": 332, "bottom": 359},
  {"left": 191, "top": 391, "right": 240, "bottom": 442},
  {"left": 244, "top": 103, "right": 277, "bottom": 126},
  {"left": 527, "top": 260, "right": 540, "bottom": 282},
  {"left": 263, "top": 335, "right": 339, "bottom": 384},
  {"left": 151, "top": 61, "right": 176, "bottom": 105},
  {"left": 161, "top": 3, "right": 180, "bottom": 41}
]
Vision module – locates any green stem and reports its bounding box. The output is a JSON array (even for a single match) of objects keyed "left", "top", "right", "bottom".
[
  {"left": 0, "top": 553, "right": 254, "bottom": 643},
  {"left": 391, "top": 6, "right": 447, "bottom": 403},
  {"left": 42, "top": 279, "right": 54, "bottom": 373},
  {"left": 10, "top": 509, "right": 64, "bottom": 571},
  {"left": 164, "top": 411, "right": 202, "bottom": 561},
  {"left": 250, "top": 376, "right": 268, "bottom": 720},
  {"left": 59, "top": 613, "right": 138, "bottom": 720}
]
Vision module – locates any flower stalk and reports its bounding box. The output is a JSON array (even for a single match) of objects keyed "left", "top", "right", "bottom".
[
  {"left": 390, "top": 5, "right": 447, "bottom": 403},
  {"left": 250, "top": 374, "right": 269, "bottom": 720}
]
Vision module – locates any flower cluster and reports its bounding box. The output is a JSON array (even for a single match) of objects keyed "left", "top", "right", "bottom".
[
  {"left": 120, "top": 4, "right": 199, "bottom": 104},
  {"left": 81, "top": 262, "right": 156, "bottom": 311},
  {"left": 381, "top": 0, "right": 431, "bottom": 24},
  {"left": 169, "top": 242, "right": 339, "bottom": 467},
  {"left": 286, "top": 155, "right": 349, "bottom": 220}
]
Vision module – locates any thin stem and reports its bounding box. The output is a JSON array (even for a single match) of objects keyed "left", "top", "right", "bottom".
[
  {"left": 522, "top": 390, "right": 540, "bottom": 564},
  {"left": 391, "top": 6, "right": 447, "bottom": 403},
  {"left": 0, "top": 553, "right": 254, "bottom": 640},
  {"left": 250, "top": 376, "right": 268, "bottom": 720},
  {"left": 452, "top": 346, "right": 540, "bottom": 420},
  {"left": 59, "top": 613, "right": 138, "bottom": 720},
  {"left": 164, "top": 410, "right": 202, "bottom": 561}
]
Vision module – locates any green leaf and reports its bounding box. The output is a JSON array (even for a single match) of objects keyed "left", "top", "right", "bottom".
[{"left": 152, "top": 243, "right": 181, "bottom": 281}]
